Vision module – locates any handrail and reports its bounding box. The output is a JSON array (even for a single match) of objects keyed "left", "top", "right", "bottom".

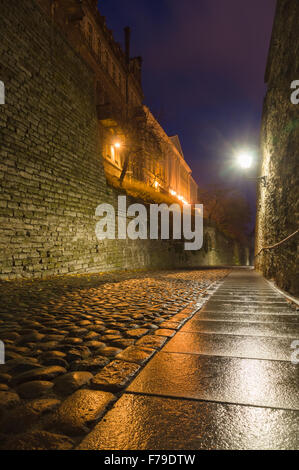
[{"left": 255, "top": 229, "right": 299, "bottom": 257}]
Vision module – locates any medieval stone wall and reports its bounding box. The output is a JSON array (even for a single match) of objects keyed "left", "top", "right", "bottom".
[
  {"left": 0, "top": 0, "right": 246, "bottom": 280},
  {"left": 255, "top": 0, "right": 299, "bottom": 296}
]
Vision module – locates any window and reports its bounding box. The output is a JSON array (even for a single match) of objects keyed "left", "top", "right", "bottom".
[
  {"left": 104, "top": 144, "right": 112, "bottom": 161},
  {"left": 110, "top": 145, "right": 115, "bottom": 161},
  {"left": 114, "top": 147, "right": 121, "bottom": 167},
  {"left": 107, "top": 145, "right": 121, "bottom": 167}
]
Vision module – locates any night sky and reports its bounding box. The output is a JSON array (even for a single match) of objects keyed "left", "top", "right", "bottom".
[{"left": 99, "top": 0, "right": 277, "bottom": 216}]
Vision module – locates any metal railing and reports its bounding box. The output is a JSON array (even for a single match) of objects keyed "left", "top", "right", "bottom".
[{"left": 255, "top": 229, "right": 299, "bottom": 257}]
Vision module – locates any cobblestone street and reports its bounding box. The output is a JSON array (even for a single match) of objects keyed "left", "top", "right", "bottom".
[
  {"left": 0, "top": 0, "right": 298, "bottom": 455},
  {"left": 0, "top": 268, "right": 228, "bottom": 450}
]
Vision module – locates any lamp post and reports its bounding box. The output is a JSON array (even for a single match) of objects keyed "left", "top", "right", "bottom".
[{"left": 236, "top": 150, "right": 267, "bottom": 188}]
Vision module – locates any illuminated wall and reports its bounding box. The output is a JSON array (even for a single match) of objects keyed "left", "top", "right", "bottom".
[{"left": 255, "top": 0, "right": 299, "bottom": 295}]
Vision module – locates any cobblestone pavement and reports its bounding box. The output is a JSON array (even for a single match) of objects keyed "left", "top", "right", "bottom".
[{"left": 0, "top": 268, "right": 228, "bottom": 450}]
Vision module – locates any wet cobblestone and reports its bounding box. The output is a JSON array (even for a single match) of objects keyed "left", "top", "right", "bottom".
[{"left": 0, "top": 268, "right": 228, "bottom": 449}]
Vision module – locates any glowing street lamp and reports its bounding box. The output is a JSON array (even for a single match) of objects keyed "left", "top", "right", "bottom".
[
  {"left": 237, "top": 150, "right": 253, "bottom": 169},
  {"left": 236, "top": 149, "right": 267, "bottom": 187}
]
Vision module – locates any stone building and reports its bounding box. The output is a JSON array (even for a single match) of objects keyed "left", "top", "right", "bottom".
[
  {"left": 255, "top": 0, "right": 299, "bottom": 295},
  {"left": 0, "top": 0, "right": 247, "bottom": 279},
  {"left": 142, "top": 108, "right": 197, "bottom": 204},
  {"left": 36, "top": 0, "right": 143, "bottom": 176},
  {"left": 168, "top": 136, "right": 194, "bottom": 204},
  {"left": 36, "top": 0, "right": 198, "bottom": 204}
]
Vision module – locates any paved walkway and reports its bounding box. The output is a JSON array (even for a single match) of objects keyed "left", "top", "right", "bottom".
[
  {"left": 78, "top": 269, "right": 299, "bottom": 450},
  {"left": 0, "top": 269, "right": 228, "bottom": 450}
]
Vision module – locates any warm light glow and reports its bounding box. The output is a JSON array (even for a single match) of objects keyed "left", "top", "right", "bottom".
[
  {"left": 170, "top": 190, "right": 188, "bottom": 205},
  {"left": 237, "top": 150, "right": 253, "bottom": 169},
  {"left": 154, "top": 181, "right": 159, "bottom": 189},
  {"left": 110, "top": 145, "right": 115, "bottom": 161},
  {"left": 114, "top": 142, "right": 121, "bottom": 149}
]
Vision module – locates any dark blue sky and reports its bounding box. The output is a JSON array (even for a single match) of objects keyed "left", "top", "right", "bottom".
[{"left": 99, "top": 0, "right": 277, "bottom": 212}]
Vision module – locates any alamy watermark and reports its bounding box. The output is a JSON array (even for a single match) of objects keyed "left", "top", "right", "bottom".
[
  {"left": 0, "top": 81, "right": 5, "bottom": 105},
  {"left": 95, "top": 196, "right": 203, "bottom": 251},
  {"left": 0, "top": 340, "right": 5, "bottom": 364},
  {"left": 290, "top": 80, "right": 299, "bottom": 105}
]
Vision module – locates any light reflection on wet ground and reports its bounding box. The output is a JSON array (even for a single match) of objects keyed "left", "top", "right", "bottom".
[{"left": 79, "top": 269, "right": 299, "bottom": 450}]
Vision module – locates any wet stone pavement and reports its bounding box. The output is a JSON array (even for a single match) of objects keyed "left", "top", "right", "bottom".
[
  {"left": 0, "top": 268, "right": 228, "bottom": 450},
  {"left": 77, "top": 269, "right": 299, "bottom": 451}
]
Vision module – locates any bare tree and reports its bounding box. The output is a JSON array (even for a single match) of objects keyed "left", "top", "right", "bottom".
[{"left": 198, "top": 184, "right": 252, "bottom": 243}]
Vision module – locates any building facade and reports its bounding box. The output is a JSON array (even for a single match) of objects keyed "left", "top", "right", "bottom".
[
  {"left": 36, "top": 0, "right": 198, "bottom": 204},
  {"left": 143, "top": 108, "right": 196, "bottom": 204}
]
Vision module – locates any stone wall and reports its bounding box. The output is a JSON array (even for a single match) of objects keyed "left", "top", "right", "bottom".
[
  {"left": 0, "top": 0, "right": 247, "bottom": 280},
  {"left": 255, "top": 0, "right": 299, "bottom": 296}
]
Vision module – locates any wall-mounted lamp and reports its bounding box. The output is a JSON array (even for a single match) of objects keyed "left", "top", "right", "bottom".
[
  {"left": 261, "top": 176, "right": 267, "bottom": 188},
  {"left": 249, "top": 175, "right": 268, "bottom": 188},
  {"left": 236, "top": 149, "right": 268, "bottom": 188}
]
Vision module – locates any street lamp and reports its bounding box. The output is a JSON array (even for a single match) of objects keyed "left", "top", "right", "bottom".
[
  {"left": 237, "top": 151, "right": 253, "bottom": 169},
  {"left": 236, "top": 149, "right": 267, "bottom": 188}
]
